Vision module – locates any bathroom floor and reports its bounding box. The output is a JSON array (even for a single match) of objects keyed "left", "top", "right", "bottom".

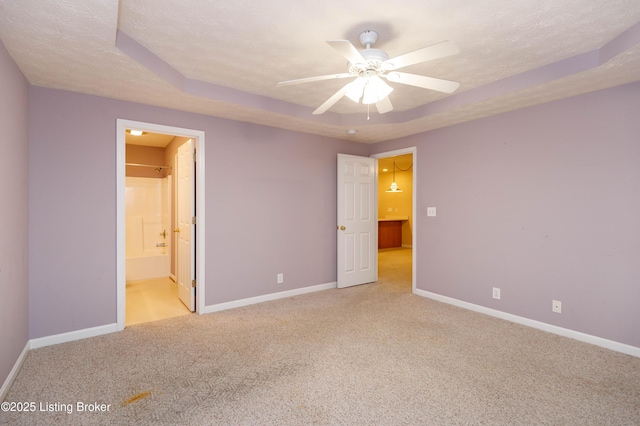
[{"left": 126, "top": 277, "right": 192, "bottom": 326}]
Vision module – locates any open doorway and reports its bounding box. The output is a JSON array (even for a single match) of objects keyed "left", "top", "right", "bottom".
[
  {"left": 116, "top": 120, "right": 206, "bottom": 331},
  {"left": 124, "top": 131, "right": 192, "bottom": 325},
  {"left": 372, "top": 148, "right": 416, "bottom": 293}
]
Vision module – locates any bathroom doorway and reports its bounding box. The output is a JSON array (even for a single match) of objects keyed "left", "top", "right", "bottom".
[
  {"left": 124, "top": 132, "right": 189, "bottom": 325},
  {"left": 116, "top": 120, "right": 206, "bottom": 330}
]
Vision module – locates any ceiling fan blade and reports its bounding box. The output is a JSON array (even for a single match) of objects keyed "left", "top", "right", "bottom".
[
  {"left": 382, "top": 40, "right": 459, "bottom": 70},
  {"left": 385, "top": 72, "right": 460, "bottom": 93},
  {"left": 277, "top": 73, "right": 352, "bottom": 87},
  {"left": 375, "top": 96, "right": 393, "bottom": 114},
  {"left": 327, "top": 40, "right": 367, "bottom": 65},
  {"left": 312, "top": 81, "right": 354, "bottom": 115}
]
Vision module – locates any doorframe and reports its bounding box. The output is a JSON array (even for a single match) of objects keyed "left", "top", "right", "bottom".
[
  {"left": 371, "top": 147, "right": 417, "bottom": 293},
  {"left": 116, "top": 119, "right": 206, "bottom": 330}
]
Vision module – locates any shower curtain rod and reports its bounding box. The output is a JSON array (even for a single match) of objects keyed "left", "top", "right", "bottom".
[{"left": 125, "top": 162, "right": 171, "bottom": 169}]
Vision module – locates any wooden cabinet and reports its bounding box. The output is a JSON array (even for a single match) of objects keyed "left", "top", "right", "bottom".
[{"left": 378, "top": 220, "right": 403, "bottom": 249}]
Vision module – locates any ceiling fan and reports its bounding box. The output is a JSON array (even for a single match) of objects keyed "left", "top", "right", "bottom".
[{"left": 277, "top": 30, "right": 460, "bottom": 115}]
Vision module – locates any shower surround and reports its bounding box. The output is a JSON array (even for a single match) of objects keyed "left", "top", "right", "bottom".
[{"left": 125, "top": 176, "right": 170, "bottom": 281}]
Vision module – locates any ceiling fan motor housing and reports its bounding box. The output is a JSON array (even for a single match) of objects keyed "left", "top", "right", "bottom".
[{"left": 349, "top": 48, "right": 390, "bottom": 76}]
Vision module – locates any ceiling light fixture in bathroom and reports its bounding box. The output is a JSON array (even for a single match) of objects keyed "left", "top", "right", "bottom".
[{"left": 386, "top": 160, "right": 403, "bottom": 193}]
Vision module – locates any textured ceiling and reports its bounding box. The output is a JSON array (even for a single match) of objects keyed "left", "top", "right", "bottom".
[{"left": 1, "top": 0, "right": 639, "bottom": 143}]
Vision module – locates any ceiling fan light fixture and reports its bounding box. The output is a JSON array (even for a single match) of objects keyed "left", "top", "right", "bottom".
[
  {"left": 363, "top": 75, "right": 393, "bottom": 104},
  {"left": 345, "top": 78, "right": 366, "bottom": 103}
]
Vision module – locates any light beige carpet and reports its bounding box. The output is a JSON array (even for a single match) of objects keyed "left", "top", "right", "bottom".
[{"left": 2, "top": 248, "right": 639, "bottom": 425}]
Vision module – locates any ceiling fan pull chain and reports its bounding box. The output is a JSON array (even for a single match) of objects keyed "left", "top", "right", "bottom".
[{"left": 367, "top": 103, "right": 370, "bottom": 120}]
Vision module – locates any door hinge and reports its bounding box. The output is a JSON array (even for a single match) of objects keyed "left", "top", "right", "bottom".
[
  {"left": 192, "top": 216, "right": 197, "bottom": 225},
  {"left": 193, "top": 149, "right": 197, "bottom": 163},
  {"left": 192, "top": 279, "right": 196, "bottom": 288}
]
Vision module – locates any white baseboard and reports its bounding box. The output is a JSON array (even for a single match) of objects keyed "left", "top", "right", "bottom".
[
  {"left": 29, "top": 323, "right": 118, "bottom": 350},
  {"left": 415, "top": 289, "right": 640, "bottom": 358},
  {"left": 202, "top": 282, "right": 337, "bottom": 314},
  {"left": 5, "top": 286, "right": 635, "bottom": 402},
  {"left": 3, "top": 324, "right": 118, "bottom": 399},
  {"left": 24, "top": 281, "right": 337, "bottom": 352},
  {"left": 1, "top": 341, "right": 29, "bottom": 402}
]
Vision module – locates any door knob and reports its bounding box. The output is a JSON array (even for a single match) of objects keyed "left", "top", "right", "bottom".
[
  {"left": 173, "top": 227, "right": 180, "bottom": 233},
  {"left": 337, "top": 226, "right": 346, "bottom": 231}
]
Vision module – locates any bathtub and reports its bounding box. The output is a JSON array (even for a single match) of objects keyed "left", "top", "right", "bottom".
[
  {"left": 126, "top": 252, "right": 170, "bottom": 281},
  {"left": 125, "top": 176, "right": 171, "bottom": 282}
]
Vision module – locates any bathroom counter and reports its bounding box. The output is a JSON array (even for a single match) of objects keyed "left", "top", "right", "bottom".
[
  {"left": 378, "top": 217, "right": 408, "bottom": 249},
  {"left": 378, "top": 215, "right": 409, "bottom": 221}
]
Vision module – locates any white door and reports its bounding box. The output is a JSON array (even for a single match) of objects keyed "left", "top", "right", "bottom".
[
  {"left": 176, "top": 139, "right": 195, "bottom": 311},
  {"left": 337, "top": 154, "right": 377, "bottom": 288}
]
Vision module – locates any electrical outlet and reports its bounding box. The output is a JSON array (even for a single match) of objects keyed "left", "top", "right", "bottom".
[
  {"left": 427, "top": 207, "right": 436, "bottom": 217},
  {"left": 552, "top": 300, "right": 562, "bottom": 313},
  {"left": 277, "top": 273, "right": 284, "bottom": 284},
  {"left": 492, "top": 287, "right": 501, "bottom": 300}
]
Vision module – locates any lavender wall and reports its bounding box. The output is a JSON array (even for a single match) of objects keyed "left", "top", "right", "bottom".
[
  {"left": 207, "top": 123, "right": 368, "bottom": 304},
  {"left": 28, "top": 87, "right": 368, "bottom": 339},
  {"left": 26, "top": 73, "right": 640, "bottom": 350},
  {"left": 372, "top": 82, "right": 640, "bottom": 348},
  {"left": 0, "top": 41, "right": 29, "bottom": 388}
]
